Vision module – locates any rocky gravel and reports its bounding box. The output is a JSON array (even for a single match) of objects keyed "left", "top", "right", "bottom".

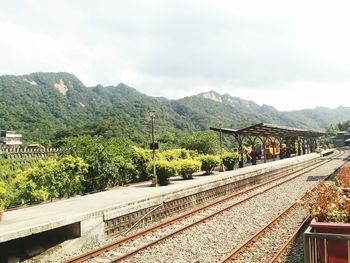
[
  {"left": 232, "top": 206, "right": 307, "bottom": 263},
  {"left": 120, "top": 152, "right": 347, "bottom": 263},
  {"left": 280, "top": 224, "right": 307, "bottom": 263}
]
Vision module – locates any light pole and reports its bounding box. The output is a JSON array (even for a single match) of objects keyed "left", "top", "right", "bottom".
[
  {"left": 219, "top": 128, "right": 225, "bottom": 172},
  {"left": 149, "top": 109, "right": 157, "bottom": 186}
]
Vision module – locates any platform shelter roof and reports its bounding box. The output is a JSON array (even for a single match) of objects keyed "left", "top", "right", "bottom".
[{"left": 210, "top": 123, "right": 324, "bottom": 138}]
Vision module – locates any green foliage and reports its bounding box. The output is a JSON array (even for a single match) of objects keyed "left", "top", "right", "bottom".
[
  {"left": 115, "top": 157, "right": 137, "bottom": 185},
  {"left": 152, "top": 160, "right": 178, "bottom": 186},
  {"left": 181, "top": 132, "right": 220, "bottom": 155},
  {"left": 54, "top": 156, "right": 88, "bottom": 197},
  {"left": 222, "top": 151, "right": 240, "bottom": 170},
  {"left": 63, "top": 135, "right": 136, "bottom": 190},
  {"left": 326, "top": 119, "right": 350, "bottom": 139},
  {"left": 14, "top": 156, "right": 87, "bottom": 204},
  {"left": 0, "top": 181, "right": 6, "bottom": 208},
  {"left": 131, "top": 146, "right": 152, "bottom": 182},
  {"left": 339, "top": 121, "right": 350, "bottom": 131},
  {"left": 198, "top": 155, "right": 220, "bottom": 174},
  {"left": 326, "top": 124, "right": 340, "bottom": 135},
  {"left": 0, "top": 158, "right": 40, "bottom": 180},
  {"left": 159, "top": 148, "right": 197, "bottom": 161},
  {"left": 4, "top": 72, "right": 350, "bottom": 204},
  {"left": 0, "top": 72, "right": 194, "bottom": 146},
  {"left": 0, "top": 157, "right": 41, "bottom": 207},
  {"left": 95, "top": 156, "right": 137, "bottom": 188},
  {"left": 175, "top": 159, "right": 201, "bottom": 179},
  {"left": 2, "top": 72, "right": 350, "bottom": 150}
]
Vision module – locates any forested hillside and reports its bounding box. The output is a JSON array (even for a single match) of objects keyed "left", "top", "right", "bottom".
[{"left": 0, "top": 72, "right": 349, "bottom": 147}]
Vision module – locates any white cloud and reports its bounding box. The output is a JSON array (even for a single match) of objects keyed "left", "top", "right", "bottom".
[{"left": 0, "top": 0, "right": 350, "bottom": 110}]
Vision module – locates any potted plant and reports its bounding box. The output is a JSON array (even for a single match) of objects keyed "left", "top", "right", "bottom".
[
  {"left": 335, "top": 164, "right": 350, "bottom": 194},
  {"left": 222, "top": 152, "right": 239, "bottom": 171},
  {"left": 198, "top": 155, "right": 220, "bottom": 175},
  {"left": 153, "top": 160, "right": 177, "bottom": 186},
  {"left": 304, "top": 181, "right": 350, "bottom": 263},
  {"left": 175, "top": 159, "right": 201, "bottom": 180}
]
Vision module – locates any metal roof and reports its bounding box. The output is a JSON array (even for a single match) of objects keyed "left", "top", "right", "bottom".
[{"left": 210, "top": 123, "right": 324, "bottom": 138}]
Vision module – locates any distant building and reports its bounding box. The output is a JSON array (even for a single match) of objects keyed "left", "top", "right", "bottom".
[
  {"left": 0, "top": 130, "right": 23, "bottom": 146},
  {"left": 332, "top": 131, "right": 350, "bottom": 147}
]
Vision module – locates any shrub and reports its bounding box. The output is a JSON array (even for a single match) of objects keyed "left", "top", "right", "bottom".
[
  {"left": 150, "top": 160, "right": 177, "bottom": 186},
  {"left": 56, "top": 155, "right": 88, "bottom": 197},
  {"left": 0, "top": 181, "right": 6, "bottom": 210},
  {"left": 175, "top": 159, "right": 202, "bottom": 179},
  {"left": 113, "top": 157, "right": 137, "bottom": 186},
  {"left": 336, "top": 164, "right": 350, "bottom": 188},
  {"left": 159, "top": 148, "right": 195, "bottom": 161},
  {"left": 14, "top": 156, "right": 88, "bottom": 203},
  {"left": 198, "top": 155, "right": 220, "bottom": 174},
  {"left": 222, "top": 152, "right": 240, "bottom": 170},
  {"left": 303, "top": 181, "right": 350, "bottom": 223},
  {"left": 14, "top": 172, "right": 50, "bottom": 203}
]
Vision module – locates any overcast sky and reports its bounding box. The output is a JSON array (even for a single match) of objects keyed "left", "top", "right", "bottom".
[{"left": 1, "top": 0, "right": 350, "bottom": 111}]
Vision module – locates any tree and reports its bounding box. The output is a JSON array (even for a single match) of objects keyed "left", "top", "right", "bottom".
[
  {"left": 181, "top": 131, "right": 220, "bottom": 155},
  {"left": 63, "top": 135, "right": 136, "bottom": 190},
  {"left": 326, "top": 124, "right": 340, "bottom": 135},
  {"left": 131, "top": 146, "right": 152, "bottom": 182}
]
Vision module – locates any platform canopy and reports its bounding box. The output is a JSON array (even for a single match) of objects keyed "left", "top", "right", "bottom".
[{"left": 210, "top": 122, "right": 324, "bottom": 138}]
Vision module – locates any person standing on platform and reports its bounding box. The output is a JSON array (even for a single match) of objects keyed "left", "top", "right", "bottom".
[{"left": 250, "top": 146, "right": 258, "bottom": 165}]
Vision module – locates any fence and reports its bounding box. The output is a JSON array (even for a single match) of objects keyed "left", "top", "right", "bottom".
[
  {"left": 0, "top": 147, "right": 62, "bottom": 159},
  {"left": 304, "top": 226, "right": 350, "bottom": 263}
]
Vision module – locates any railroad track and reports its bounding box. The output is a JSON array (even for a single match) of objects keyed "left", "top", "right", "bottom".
[
  {"left": 220, "top": 202, "right": 305, "bottom": 262},
  {"left": 219, "top": 194, "right": 310, "bottom": 262},
  {"left": 267, "top": 150, "right": 350, "bottom": 263},
  {"left": 65, "top": 150, "right": 345, "bottom": 263},
  {"left": 220, "top": 150, "right": 347, "bottom": 263},
  {"left": 268, "top": 216, "right": 309, "bottom": 263}
]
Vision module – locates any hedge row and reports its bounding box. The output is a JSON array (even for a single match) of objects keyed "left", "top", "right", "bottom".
[{"left": 0, "top": 143, "right": 241, "bottom": 208}]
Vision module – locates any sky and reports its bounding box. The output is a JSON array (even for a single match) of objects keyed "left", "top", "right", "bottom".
[{"left": 1, "top": 0, "right": 350, "bottom": 111}]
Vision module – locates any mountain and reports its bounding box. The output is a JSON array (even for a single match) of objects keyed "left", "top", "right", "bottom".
[
  {"left": 0, "top": 72, "right": 349, "bottom": 146},
  {"left": 193, "top": 91, "right": 350, "bottom": 130},
  {"left": 0, "top": 73, "right": 194, "bottom": 145},
  {"left": 0, "top": 72, "right": 101, "bottom": 141}
]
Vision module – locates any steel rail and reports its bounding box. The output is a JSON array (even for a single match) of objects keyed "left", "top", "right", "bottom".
[
  {"left": 220, "top": 150, "right": 346, "bottom": 263},
  {"left": 268, "top": 216, "right": 310, "bottom": 263},
  {"left": 65, "top": 162, "right": 317, "bottom": 263},
  {"left": 220, "top": 200, "right": 302, "bottom": 262},
  {"left": 107, "top": 154, "right": 341, "bottom": 262},
  {"left": 65, "top": 151, "right": 339, "bottom": 263},
  {"left": 268, "top": 151, "right": 350, "bottom": 263}
]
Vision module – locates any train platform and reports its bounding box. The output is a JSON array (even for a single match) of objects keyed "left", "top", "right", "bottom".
[{"left": 0, "top": 151, "right": 328, "bottom": 247}]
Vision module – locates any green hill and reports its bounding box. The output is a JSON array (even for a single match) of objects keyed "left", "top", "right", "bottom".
[{"left": 0, "top": 72, "right": 349, "bottom": 146}]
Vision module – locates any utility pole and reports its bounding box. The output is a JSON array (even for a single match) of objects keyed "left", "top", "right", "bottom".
[{"left": 149, "top": 109, "right": 157, "bottom": 186}]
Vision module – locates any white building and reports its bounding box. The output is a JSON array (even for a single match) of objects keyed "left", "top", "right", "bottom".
[{"left": 0, "top": 130, "right": 22, "bottom": 146}]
